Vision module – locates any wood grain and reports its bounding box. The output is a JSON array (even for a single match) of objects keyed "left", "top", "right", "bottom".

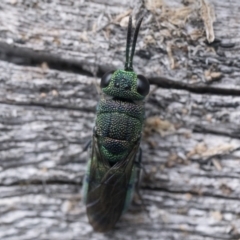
[{"left": 0, "top": 0, "right": 239, "bottom": 239}]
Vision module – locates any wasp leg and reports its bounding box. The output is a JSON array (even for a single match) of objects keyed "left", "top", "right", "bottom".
[
  {"left": 59, "top": 140, "right": 91, "bottom": 165},
  {"left": 131, "top": 149, "right": 146, "bottom": 210},
  {"left": 135, "top": 148, "right": 142, "bottom": 194},
  {"left": 145, "top": 85, "right": 158, "bottom": 102},
  {"left": 81, "top": 139, "right": 93, "bottom": 203},
  {"left": 130, "top": 148, "right": 151, "bottom": 219},
  {"left": 134, "top": 149, "right": 144, "bottom": 203},
  {"left": 93, "top": 77, "right": 101, "bottom": 95},
  {"left": 134, "top": 149, "right": 147, "bottom": 192},
  {"left": 81, "top": 139, "right": 91, "bottom": 153}
]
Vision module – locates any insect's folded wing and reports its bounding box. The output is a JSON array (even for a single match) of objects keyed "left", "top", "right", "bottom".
[{"left": 86, "top": 135, "right": 140, "bottom": 232}]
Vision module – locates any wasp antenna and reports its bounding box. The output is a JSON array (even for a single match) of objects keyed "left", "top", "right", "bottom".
[
  {"left": 128, "top": 17, "right": 144, "bottom": 71},
  {"left": 124, "top": 16, "right": 132, "bottom": 71}
]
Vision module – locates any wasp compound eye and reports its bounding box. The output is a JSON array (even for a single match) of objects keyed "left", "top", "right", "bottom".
[
  {"left": 137, "top": 74, "right": 149, "bottom": 96},
  {"left": 101, "top": 71, "right": 113, "bottom": 88}
]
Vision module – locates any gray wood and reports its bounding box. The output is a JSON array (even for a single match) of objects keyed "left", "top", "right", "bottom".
[{"left": 0, "top": 0, "right": 240, "bottom": 239}]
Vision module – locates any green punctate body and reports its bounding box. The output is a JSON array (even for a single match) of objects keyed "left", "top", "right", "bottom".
[
  {"left": 83, "top": 16, "right": 149, "bottom": 232},
  {"left": 96, "top": 71, "right": 145, "bottom": 163}
]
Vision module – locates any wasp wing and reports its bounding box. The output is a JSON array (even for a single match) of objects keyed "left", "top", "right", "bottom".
[{"left": 86, "top": 134, "right": 140, "bottom": 232}]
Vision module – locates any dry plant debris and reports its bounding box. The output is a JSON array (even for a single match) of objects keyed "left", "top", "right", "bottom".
[
  {"left": 144, "top": 116, "right": 175, "bottom": 137},
  {"left": 200, "top": 0, "right": 216, "bottom": 43},
  {"left": 187, "top": 142, "right": 236, "bottom": 159},
  {"left": 144, "top": 0, "right": 216, "bottom": 70}
]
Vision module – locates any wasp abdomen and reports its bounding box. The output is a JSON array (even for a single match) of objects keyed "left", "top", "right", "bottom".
[
  {"left": 97, "top": 113, "right": 140, "bottom": 140},
  {"left": 95, "top": 99, "right": 144, "bottom": 162}
]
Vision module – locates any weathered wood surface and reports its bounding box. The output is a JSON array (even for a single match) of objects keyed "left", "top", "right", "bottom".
[{"left": 0, "top": 0, "right": 240, "bottom": 239}]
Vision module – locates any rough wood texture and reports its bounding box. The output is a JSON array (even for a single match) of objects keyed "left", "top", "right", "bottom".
[{"left": 0, "top": 0, "right": 240, "bottom": 239}]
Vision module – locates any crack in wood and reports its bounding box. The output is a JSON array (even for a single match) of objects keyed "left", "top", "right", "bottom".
[
  {"left": 1, "top": 42, "right": 240, "bottom": 97},
  {"left": 0, "top": 101, "right": 95, "bottom": 113},
  {"left": 193, "top": 125, "right": 240, "bottom": 139},
  {"left": 149, "top": 77, "right": 240, "bottom": 96}
]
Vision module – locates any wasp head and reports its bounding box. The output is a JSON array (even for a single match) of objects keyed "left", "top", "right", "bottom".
[
  {"left": 100, "top": 16, "right": 149, "bottom": 101},
  {"left": 100, "top": 70, "right": 149, "bottom": 101}
]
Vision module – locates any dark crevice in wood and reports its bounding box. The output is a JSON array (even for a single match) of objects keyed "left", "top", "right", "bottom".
[
  {"left": 0, "top": 180, "right": 81, "bottom": 188},
  {"left": 131, "top": 227, "right": 239, "bottom": 240},
  {"left": 118, "top": 223, "right": 239, "bottom": 239},
  {"left": 0, "top": 101, "right": 95, "bottom": 113},
  {"left": 193, "top": 125, "right": 240, "bottom": 139},
  {"left": 1, "top": 180, "right": 239, "bottom": 202},
  {"left": 1, "top": 42, "right": 240, "bottom": 97},
  {"left": 0, "top": 41, "right": 93, "bottom": 76},
  {"left": 149, "top": 76, "right": 240, "bottom": 96},
  {"left": 141, "top": 186, "right": 240, "bottom": 201}
]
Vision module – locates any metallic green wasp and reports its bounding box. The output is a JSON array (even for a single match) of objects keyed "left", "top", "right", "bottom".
[{"left": 82, "top": 16, "right": 149, "bottom": 232}]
